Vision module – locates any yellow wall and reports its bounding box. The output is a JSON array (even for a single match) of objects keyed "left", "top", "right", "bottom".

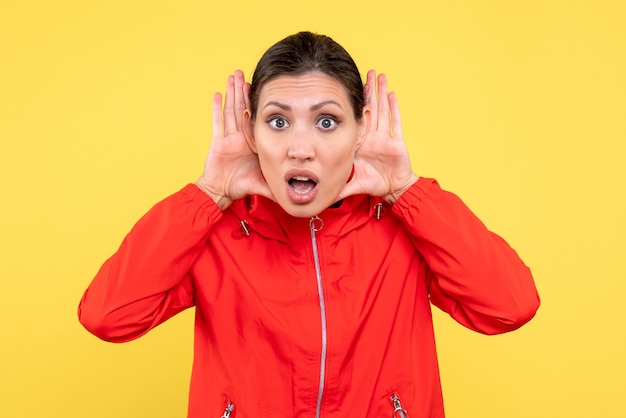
[{"left": 1, "top": 1, "right": 624, "bottom": 417}]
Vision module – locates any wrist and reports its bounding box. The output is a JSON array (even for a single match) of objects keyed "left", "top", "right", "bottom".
[
  {"left": 384, "top": 174, "right": 419, "bottom": 204},
  {"left": 194, "top": 180, "right": 232, "bottom": 211}
]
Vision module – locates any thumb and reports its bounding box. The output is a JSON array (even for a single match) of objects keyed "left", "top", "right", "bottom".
[
  {"left": 336, "top": 177, "right": 364, "bottom": 201},
  {"left": 248, "top": 178, "right": 276, "bottom": 202}
]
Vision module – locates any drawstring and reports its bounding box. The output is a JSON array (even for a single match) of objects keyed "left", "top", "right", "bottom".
[
  {"left": 232, "top": 220, "right": 251, "bottom": 239},
  {"left": 239, "top": 220, "right": 250, "bottom": 236},
  {"left": 374, "top": 203, "right": 387, "bottom": 220}
]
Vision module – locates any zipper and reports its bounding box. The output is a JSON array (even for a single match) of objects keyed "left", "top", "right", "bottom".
[
  {"left": 220, "top": 401, "right": 234, "bottom": 418},
  {"left": 390, "top": 393, "right": 408, "bottom": 418},
  {"left": 310, "top": 215, "right": 327, "bottom": 418}
]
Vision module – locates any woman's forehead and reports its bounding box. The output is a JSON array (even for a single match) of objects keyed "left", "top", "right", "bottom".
[{"left": 258, "top": 73, "right": 352, "bottom": 106}]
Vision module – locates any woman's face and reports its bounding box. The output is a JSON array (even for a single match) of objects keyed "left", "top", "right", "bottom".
[{"left": 246, "top": 72, "right": 368, "bottom": 218}]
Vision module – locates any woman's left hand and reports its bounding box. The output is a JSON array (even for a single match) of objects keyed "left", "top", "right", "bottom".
[{"left": 338, "top": 70, "right": 418, "bottom": 204}]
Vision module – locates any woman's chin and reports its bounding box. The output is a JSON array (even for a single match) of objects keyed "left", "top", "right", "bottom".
[
  {"left": 275, "top": 197, "right": 331, "bottom": 219},
  {"left": 281, "top": 204, "right": 322, "bottom": 219}
]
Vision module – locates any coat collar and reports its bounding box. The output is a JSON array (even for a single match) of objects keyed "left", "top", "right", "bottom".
[{"left": 228, "top": 194, "right": 386, "bottom": 243}]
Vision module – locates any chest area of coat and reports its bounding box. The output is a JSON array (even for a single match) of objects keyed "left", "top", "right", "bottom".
[{"left": 193, "top": 219, "right": 422, "bottom": 320}]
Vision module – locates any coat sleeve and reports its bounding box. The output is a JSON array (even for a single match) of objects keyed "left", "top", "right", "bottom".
[
  {"left": 78, "top": 184, "right": 222, "bottom": 343},
  {"left": 391, "top": 178, "right": 540, "bottom": 335}
]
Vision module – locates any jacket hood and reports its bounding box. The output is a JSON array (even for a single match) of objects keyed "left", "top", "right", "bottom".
[{"left": 228, "top": 194, "right": 387, "bottom": 244}]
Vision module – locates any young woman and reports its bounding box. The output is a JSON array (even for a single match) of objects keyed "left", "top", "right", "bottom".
[{"left": 79, "top": 31, "right": 540, "bottom": 418}]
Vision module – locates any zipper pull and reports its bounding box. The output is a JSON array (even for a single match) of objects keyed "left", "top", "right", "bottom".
[
  {"left": 220, "top": 401, "right": 234, "bottom": 418},
  {"left": 390, "top": 393, "right": 408, "bottom": 418},
  {"left": 309, "top": 215, "right": 324, "bottom": 232}
]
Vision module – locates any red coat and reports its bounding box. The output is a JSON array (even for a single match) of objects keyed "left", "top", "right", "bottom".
[{"left": 78, "top": 178, "right": 539, "bottom": 418}]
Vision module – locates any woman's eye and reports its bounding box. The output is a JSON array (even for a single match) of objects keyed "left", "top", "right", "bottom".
[
  {"left": 268, "top": 117, "right": 289, "bottom": 129},
  {"left": 317, "top": 117, "right": 338, "bottom": 130}
]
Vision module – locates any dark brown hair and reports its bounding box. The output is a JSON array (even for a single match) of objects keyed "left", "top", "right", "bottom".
[{"left": 249, "top": 31, "right": 365, "bottom": 120}]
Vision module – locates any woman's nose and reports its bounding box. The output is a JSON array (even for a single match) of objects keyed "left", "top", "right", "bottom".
[{"left": 287, "top": 128, "right": 315, "bottom": 160}]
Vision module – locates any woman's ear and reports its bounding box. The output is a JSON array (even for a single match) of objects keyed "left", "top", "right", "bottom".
[
  {"left": 356, "top": 106, "right": 371, "bottom": 148},
  {"left": 243, "top": 109, "right": 258, "bottom": 154}
]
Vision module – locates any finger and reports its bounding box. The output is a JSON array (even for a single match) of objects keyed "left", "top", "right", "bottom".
[
  {"left": 377, "top": 73, "right": 390, "bottom": 133},
  {"left": 233, "top": 70, "right": 246, "bottom": 131},
  {"left": 389, "top": 91, "right": 404, "bottom": 139},
  {"left": 212, "top": 92, "right": 224, "bottom": 139},
  {"left": 223, "top": 74, "right": 236, "bottom": 135},
  {"left": 365, "top": 70, "right": 376, "bottom": 104},
  {"left": 243, "top": 81, "right": 251, "bottom": 112},
  {"left": 365, "top": 70, "right": 378, "bottom": 131}
]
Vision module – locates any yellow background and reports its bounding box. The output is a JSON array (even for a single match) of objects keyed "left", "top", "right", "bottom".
[{"left": 1, "top": 1, "right": 624, "bottom": 417}]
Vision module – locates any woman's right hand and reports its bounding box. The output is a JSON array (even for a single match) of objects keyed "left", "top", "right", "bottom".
[{"left": 195, "top": 70, "right": 273, "bottom": 210}]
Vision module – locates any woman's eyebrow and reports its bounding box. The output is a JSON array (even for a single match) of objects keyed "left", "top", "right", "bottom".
[
  {"left": 263, "top": 101, "right": 290, "bottom": 111},
  {"left": 310, "top": 100, "right": 343, "bottom": 111}
]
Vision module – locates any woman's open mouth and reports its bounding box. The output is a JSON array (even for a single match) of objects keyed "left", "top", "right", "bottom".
[
  {"left": 285, "top": 171, "right": 319, "bottom": 204},
  {"left": 289, "top": 176, "right": 317, "bottom": 194}
]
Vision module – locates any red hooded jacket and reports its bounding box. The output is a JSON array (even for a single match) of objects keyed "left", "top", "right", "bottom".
[{"left": 78, "top": 178, "right": 540, "bottom": 417}]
